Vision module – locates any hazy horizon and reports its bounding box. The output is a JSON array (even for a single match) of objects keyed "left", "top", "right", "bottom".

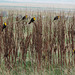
[
  {"left": 0, "top": 3, "right": 75, "bottom": 9},
  {"left": 0, "top": 0, "right": 75, "bottom": 4}
]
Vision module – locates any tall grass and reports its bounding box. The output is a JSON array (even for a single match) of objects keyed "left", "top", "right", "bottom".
[{"left": 0, "top": 9, "right": 75, "bottom": 75}]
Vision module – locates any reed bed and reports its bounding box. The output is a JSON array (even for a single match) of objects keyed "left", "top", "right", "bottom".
[{"left": 0, "top": 9, "right": 75, "bottom": 75}]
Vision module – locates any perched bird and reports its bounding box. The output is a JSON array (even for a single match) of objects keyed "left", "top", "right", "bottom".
[
  {"left": 17, "top": 15, "right": 28, "bottom": 23},
  {"left": 54, "top": 16, "right": 59, "bottom": 20},
  {"left": 22, "top": 15, "right": 27, "bottom": 20},
  {"left": 73, "top": 49, "right": 75, "bottom": 54},
  {"left": 71, "top": 49, "right": 75, "bottom": 57},
  {"left": 2, "top": 22, "right": 7, "bottom": 31},
  {"left": 28, "top": 17, "right": 36, "bottom": 24}
]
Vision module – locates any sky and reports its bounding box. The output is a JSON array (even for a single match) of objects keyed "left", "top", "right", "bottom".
[{"left": 0, "top": 0, "right": 75, "bottom": 4}]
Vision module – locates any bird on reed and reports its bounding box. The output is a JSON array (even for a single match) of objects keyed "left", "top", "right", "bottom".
[
  {"left": 71, "top": 49, "right": 75, "bottom": 57},
  {"left": 22, "top": 15, "right": 28, "bottom": 20},
  {"left": 54, "top": 16, "right": 59, "bottom": 20},
  {"left": 73, "top": 49, "right": 75, "bottom": 54},
  {"left": 28, "top": 17, "right": 36, "bottom": 24},
  {"left": 17, "top": 15, "right": 28, "bottom": 23},
  {"left": 2, "top": 22, "right": 7, "bottom": 31}
]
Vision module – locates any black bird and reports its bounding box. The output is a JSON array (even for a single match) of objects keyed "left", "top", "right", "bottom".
[
  {"left": 28, "top": 17, "right": 36, "bottom": 24},
  {"left": 54, "top": 16, "right": 59, "bottom": 20},
  {"left": 2, "top": 22, "right": 7, "bottom": 31},
  {"left": 17, "top": 15, "right": 28, "bottom": 23},
  {"left": 71, "top": 49, "right": 75, "bottom": 57},
  {"left": 22, "top": 15, "right": 27, "bottom": 20},
  {"left": 73, "top": 49, "right": 75, "bottom": 54}
]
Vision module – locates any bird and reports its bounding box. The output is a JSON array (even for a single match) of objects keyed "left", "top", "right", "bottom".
[
  {"left": 73, "top": 49, "right": 75, "bottom": 54},
  {"left": 28, "top": 17, "right": 36, "bottom": 24},
  {"left": 71, "top": 49, "right": 75, "bottom": 57},
  {"left": 22, "top": 15, "right": 28, "bottom": 20},
  {"left": 2, "top": 22, "right": 7, "bottom": 31},
  {"left": 17, "top": 15, "right": 28, "bottom": 23},
  {"left": 54, "top": 16, "right": 59, "bottom": 20}
]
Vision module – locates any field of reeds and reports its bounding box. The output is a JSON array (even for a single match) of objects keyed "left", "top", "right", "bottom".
[{"left": 0, "top": 8, "right": 75, "bottom": 75}]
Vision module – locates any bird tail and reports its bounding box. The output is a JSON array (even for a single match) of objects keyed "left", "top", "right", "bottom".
[{"left": 28, "top": 21, "right": 31, "bottom": 24}]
